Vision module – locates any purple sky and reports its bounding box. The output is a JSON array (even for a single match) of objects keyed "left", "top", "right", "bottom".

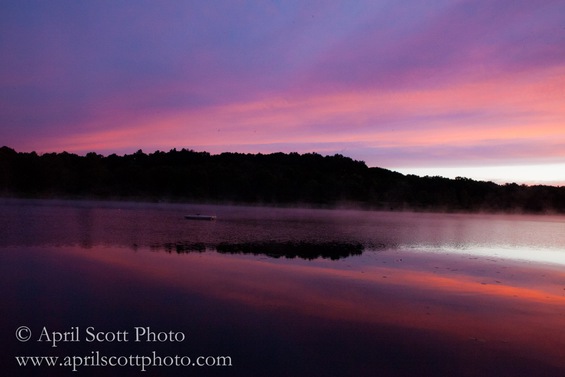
[{"left": 1, "top": 0, "right": 564, "bottom": 184}]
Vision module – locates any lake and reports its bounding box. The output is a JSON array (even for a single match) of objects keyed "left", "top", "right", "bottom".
[{"left": 1, "top": 198, "right": 565, "bottom": 376}]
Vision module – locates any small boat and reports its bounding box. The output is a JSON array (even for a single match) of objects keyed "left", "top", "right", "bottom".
[{"left": 184, "top": 214, "right": 217, "bottom": 221}]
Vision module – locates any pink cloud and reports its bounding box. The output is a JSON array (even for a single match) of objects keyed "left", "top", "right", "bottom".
[
  {"left": 2, "top": 0, "right": 564, "bottom": 183},
  {"left": 33, "top": 64, "right": 564, "bottom": 173}
]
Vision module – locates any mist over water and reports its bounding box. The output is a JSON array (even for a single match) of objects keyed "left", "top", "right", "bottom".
[
  {"left": 2, "top": 198, "right": 564, "bottom": 255},
  {"left": 1, "top": 199, "right": 565, "bottom": 376}
]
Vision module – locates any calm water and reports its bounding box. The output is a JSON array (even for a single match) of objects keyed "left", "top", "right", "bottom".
[{"left": 1, "top": 198, "right": 565, "bottom": 376}]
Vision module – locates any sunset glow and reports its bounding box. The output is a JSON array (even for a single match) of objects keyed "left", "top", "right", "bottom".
[
  {"left": 50, "top": 245, "right": 565, "bottom": 364},
  {"left": 1, "top": 1, "right": 564, "bottom": 184}
]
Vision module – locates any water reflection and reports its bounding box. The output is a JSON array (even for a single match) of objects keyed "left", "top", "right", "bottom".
[
  {"left": 2, "top": 199, "right": 564, "bottom": 265},
  {"left": 216, "top": 241, "right": 364, "bottom": 260},
  {"left": 154, "top": 241, "right": 208, "bottom": 253},
  {"left": 2, "top": 245, "right": 565, "bottom": 376},
  {"left": 2, "top": 199, "right": 565, "bottom": 376},
  {"left": 151, "top": 241, "right": 365, "bottom": 260}
]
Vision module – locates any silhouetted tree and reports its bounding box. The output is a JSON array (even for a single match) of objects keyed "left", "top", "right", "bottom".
[{"left": 0, "top": 146, "right": 563, "bottom": 213}]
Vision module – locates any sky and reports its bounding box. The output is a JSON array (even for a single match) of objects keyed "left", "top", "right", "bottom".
[{"left": 1, "top": 0, "right": 564, "bottom": 185}]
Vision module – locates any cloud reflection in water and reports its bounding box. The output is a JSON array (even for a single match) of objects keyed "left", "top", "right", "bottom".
[{"left": 7, "top": 243, "right": 560, "bottom": 376}]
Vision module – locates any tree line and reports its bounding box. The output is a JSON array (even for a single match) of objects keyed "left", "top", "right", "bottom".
[
  {"left": 1, "top": 146, "right": 564, "bottom": 213},
  {"left": 154, "top": 241, "right": 364, "bottom": 260}
]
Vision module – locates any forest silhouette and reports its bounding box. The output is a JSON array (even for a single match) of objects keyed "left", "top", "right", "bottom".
[
  {"left": 1, "top": 146, "right": 563, "bottom": 213},
  {"left": 152, "top": 241, "right": 365, "bottom": 260}
]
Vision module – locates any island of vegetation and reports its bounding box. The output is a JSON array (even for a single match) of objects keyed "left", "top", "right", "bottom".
[{"left": 1, "top": 146, "right": 563, "bottom": 213}]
